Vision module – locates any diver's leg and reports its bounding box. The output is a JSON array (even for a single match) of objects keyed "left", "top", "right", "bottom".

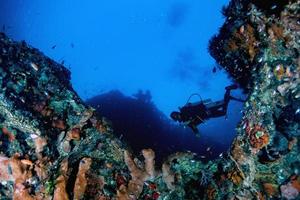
[
  {"left": 210, "top": 108, "right": 226, "bottom": 117},
  {"left": 230, "top": 96, "right": 246, "bottom": 103},
  {"left": 220, "top": 86, "right": 234, "bottom": 117},
  {"left": 223, "top": 85, "right": 238, "bottom": 111},
  {"left": 224, "top": 88, "right": 231, "bottom": 105},
  {"left": 207, "top": 85, "right": 240, "bottom": 119}
]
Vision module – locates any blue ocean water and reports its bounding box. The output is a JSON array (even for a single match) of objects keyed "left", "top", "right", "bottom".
[{"left": 0, "top": 0, "right": 245, "bottom": 159}]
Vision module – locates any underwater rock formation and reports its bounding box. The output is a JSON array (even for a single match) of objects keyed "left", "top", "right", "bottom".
[
  {"left": 206, "top": 0, "right": 300, "bottom": 199},
  {"left": 0, "top": 0, "right": 299, "bottom": 199},
  {"left": 0, "top": 32, "right": 127, "bottom": 199},
  {"left": 86, "top": 90, "right": 224, "bottom": 164}
]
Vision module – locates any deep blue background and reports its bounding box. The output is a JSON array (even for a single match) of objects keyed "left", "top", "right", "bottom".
[{"left": 0, "top": 0, "right": 245, "bottom": 156}]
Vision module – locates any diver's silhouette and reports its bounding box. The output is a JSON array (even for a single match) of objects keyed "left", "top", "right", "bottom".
[{"left": 170, "top": 84, "right": 245, "bottom": 134}]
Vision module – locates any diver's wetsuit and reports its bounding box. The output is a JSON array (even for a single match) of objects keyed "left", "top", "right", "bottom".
[
  {"left": 172, "top": 84, "right": 244, "bottom": 134},
  {"left": 179, "top": 101, "right": 208, "bottom": 133}
]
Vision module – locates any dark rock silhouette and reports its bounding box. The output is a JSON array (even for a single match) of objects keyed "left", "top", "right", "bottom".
[{"left": 86, "top": 90, "right": 225, "bottom": 164}]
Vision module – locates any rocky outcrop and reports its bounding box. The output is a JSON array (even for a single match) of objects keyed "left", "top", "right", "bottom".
[
  {"left": 206, "top": 0, "right": 300, "bottom": 199},
  {"left": 0, "top": 32, "right": 126, "bottom": 199}
]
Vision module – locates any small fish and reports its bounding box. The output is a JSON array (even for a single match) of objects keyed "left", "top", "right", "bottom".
[
  {"left": 270, "top": 4, "right": 277, "bottom": 10},
  {"left": 51, "top": 45, "right": 57, "bottom": 49},
  {"left": 206, "top": 147, "right": 211, "bottom": 152},
  {"left": 71, "top": 43, "right": 74, "bottom": 48},
  {"left": 200, "top": 155, "right": 206, "bottom": 159},
  {"left": 20, "top": 97, "right": 26, "bottom": 103},
  {"left": 212, "top": 67, "right": 217, "bottom": 73},
  {"left": 30, "top": 62, "right": 39, "bottom": 71}
]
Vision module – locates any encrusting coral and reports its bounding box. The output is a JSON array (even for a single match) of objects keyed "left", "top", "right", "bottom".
[
  {"left": 121, "top": 149, "right": 156, "bottom": 198},
  {"left": 245, "top": 122, "right": 270, "bottom": 151},
  {"left": 53, "top": 159, "right": 69, "bottom": 200},
  {"left": 0, "top": 31, "right": 127, "bottom": 199},
  {"left": 0, "top": 155, "right": 13, "bottom": 182},
  {"left": 10, "top": 155, "right": 35, "bottom": 200},
  {"left": 73, "top": 157, "right": 92, "bottom": 200},
  {"left": 161, "top": 162, "right": 175, "bottom": 191}
]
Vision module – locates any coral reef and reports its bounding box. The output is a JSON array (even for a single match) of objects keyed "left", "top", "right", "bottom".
[
  {"left": 0, "top": 32, "right": 127, "bottom": 199},
  {"left": 0, "top": 0, "right": 299, "bottom": 199},
  {"left": 207, "top": 0, "right": 300, "bottom": 198},
  {"left": 53, "top": 159, "right": 69, "bottom": 200},
  {"left": 122, "top": 149, "right": 156, "bottom": 198},
  {"left": 73, "top": 157, "right": 92, "bottom": 200}
]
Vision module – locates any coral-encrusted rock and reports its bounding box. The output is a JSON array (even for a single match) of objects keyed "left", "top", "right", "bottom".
[
  {"left": 122, "top": 149, "right": 157, "bottom": 198},
  {"left": 0, "top": 32, "right": 127, "bottom": 199},
  {"left": 73, "top": 157, "right": 92, "bottom": 200},
  {"left": 53, "top": 159, "right": 69, "bottom": 200},
  {"left": 209, "top": 0, "right": 298, "bottom": 91},
  {"left": 207, "top": 0, "right": 300, "bottom": 199},
  {"left": 245, "top": 122, "right": 270, "bottom": 151}
]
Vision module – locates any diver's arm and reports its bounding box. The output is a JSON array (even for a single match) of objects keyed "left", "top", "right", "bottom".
[
  {"left": 183, "top": 116, "right": 203, "bottom": 134},
  {"left": 230, "top": 96, "right": 246, "bottom": 103},
  {"left": 188, "top": 123, "right": 199, "bottom": 134}
]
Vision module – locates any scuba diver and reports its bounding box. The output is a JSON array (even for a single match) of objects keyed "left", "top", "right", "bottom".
[{"left": 170, "top": 84, "right": 245, "bottom": 134}]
